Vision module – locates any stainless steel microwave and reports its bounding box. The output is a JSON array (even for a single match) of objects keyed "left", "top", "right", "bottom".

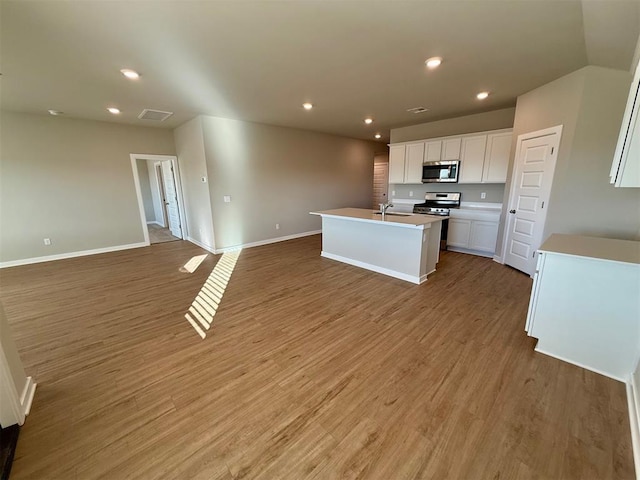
[{"left": 422, "top": 160, "right": 459, "bottom": 183}]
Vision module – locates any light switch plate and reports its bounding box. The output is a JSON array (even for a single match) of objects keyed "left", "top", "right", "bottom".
[{"left": 223, "top": 195, "right": 231, "bottom": 203}]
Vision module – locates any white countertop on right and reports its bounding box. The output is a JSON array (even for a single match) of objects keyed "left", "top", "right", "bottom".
[
  {"left": 539, "top": 234, "right": 640, "bottom": 265},
  {"left": 459, "top": 201, "right": 502, "bottom": 212}
]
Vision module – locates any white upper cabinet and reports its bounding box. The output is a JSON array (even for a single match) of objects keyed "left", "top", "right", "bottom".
[
  {"left": 388, "top": 145, "right": 406, "bottom": 183},
  {"left": 405, "top": 143, "right": 425, "bottom": 183},
  {"left": 442, "top": 138, "right": 462, "bottom": 160},
  {"left": 458, "top": 135, "right": 488, "bottom": 183},
  {"left": 389, "top": 128, "right": 513, "bottom": 184},
  {"left": 611, "top": 60, "right": 640, "bottom": 187},
  {"left": 483, "top": 132, "right": 513, "bottom": 183},
  {"left": 424, "top": 140, "right": 442, "bottom": 161},
  {"left": 388, "top": 143, "right": 423, "bottom": 184}
]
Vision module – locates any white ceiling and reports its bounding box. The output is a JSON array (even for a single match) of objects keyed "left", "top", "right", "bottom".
[{"left": 1, "top": 1, "right": 638, "bottom": 142}]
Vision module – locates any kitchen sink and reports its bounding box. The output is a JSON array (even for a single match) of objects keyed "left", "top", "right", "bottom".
[{"left": 372, "top": 211, "right": 413, "bottom": 216}]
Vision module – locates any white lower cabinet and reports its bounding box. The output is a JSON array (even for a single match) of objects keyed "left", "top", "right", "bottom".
[
  {"left": 526, "top": 234, "right": 640, "bottom": 381},
  {"left": 446, "top": 208, "right": 500, "bottom": 257},
  {"left": 446, "top": 219, "right": 471, "bottom": 248},
  {"left": 469, "top": 221, "right": 498, "bottom": 253}
]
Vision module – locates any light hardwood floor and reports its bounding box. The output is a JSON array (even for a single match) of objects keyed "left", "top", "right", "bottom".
[{"left": 0, "top": 236, "right": 633, "bottom": 479}]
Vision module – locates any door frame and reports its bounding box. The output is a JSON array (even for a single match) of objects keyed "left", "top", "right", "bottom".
[
  {"left": 130, "top": 154, "right": 187, "bottom": 245},
  {"left": 498, "top": 125, "right": 563, "bottom": 274}
]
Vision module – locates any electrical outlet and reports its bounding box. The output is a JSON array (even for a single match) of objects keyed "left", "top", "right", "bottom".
[
  {"left": 223, "top": 195, "right": 231, "bottom": 203},
  {"left": 43, "top": 238, "right": 51, "bottom": 246},
  {"left": 409, "top": 191, "right": 414, "bottom": 197},
  {"left": 275, "top": 223, "right": 280, "bottom": 230},
  {"left": 481, "top": 192, "right": 487, "bottom": 199}
]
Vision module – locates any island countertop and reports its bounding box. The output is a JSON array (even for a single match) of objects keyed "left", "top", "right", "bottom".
[{"left": 310, "top": 208, "right": 445, "bottom": 229}]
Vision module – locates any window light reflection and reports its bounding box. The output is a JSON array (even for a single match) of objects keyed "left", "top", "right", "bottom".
[
  {"left": 180, "top": 254, "right": 208, "bottom": 273},
  {"left": 184, "top": 249, "right": 241, "bottom": 338}
]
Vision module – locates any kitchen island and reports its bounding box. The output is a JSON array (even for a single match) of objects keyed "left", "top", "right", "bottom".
[{"left": 310, "top": 208, "right": 445, "bottom": 284}]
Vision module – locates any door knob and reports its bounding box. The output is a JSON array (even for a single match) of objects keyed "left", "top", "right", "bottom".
[{"left": 509, "top": 209, "right": 516, "bottom": 214}]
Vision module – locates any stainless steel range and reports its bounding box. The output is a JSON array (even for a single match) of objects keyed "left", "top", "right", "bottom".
[
  {"left": 413, "top": 192, "right": 461, "bottom": 249},
  {"left": 413, "top": 192, "right": 461, "bottom": 216}
]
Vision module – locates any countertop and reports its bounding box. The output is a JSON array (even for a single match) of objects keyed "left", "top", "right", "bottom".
[
  {"left": 539, "top": 234, "right": 640, "bottom": 265},
  {"left": 310, "top": 208, "right": 445, "bottom": 229}
]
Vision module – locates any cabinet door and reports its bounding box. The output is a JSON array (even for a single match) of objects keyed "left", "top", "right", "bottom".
[
  {"left": 424, "top": 140, "right": 442, "bottom": 161},
  {"left": 458, "top": 135, "right": 487, "bottom": 183},
  {"left": 405, "top": 143, "right": 425, "bottom": 183},
  {"left": 469, "top": 220, "right": 499, "bottom": 253},
  {"left": 388, "top": 145, "right": 406, "bottom": 184},
  {"left": 447, "top": 219, "right": 471, "bottom": 247},
  {"left": 483, "top": 132, "right": 512, "bottom": 183},
  {"left": 441, "top": 138, "right": 462, "bottom": 160},
  {"left": 611, "top": 60, "right": 640, "bottom": 187}
]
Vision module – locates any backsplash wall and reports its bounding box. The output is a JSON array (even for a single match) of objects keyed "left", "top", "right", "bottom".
[{"left": 391, "top": 183, "right": 505, "bottom": 204}]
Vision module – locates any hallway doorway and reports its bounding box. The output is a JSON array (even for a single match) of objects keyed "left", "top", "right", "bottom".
[{"left": 130, "top": 154, "right": 186, "bottom": 246}]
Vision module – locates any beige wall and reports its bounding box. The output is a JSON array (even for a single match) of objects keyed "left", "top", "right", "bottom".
[
  {"left": 136, "top": 160, "right": 155, "bottom": 222},
  {"left": 173, "top": 117, "right": 215, "bottom": 250},
  {"left": 496, "top": 66, "right": 639, "bottom": 256},
  {"left": 0, "top": 112, "right": 176, "bottom": 263},
  {"left": 199, "top": 115, "right": 378, "bottom": 250},
  {"left": 390, "top": 108, "right": 515, "bottom": 143},
  {"left": 146, "top": 161, "right": 164, "bottom": 226},
  {"left": 392, "top": 183, "right": 505, "bottom": 204}
]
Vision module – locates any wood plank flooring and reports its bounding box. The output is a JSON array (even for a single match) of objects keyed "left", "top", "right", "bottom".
[{"left": 0, "top": 236, "right": 633, "bottom": 479}]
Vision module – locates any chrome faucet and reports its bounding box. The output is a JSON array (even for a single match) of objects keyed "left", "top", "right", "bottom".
[{"left": 379, "top": 202, "right": 394, "bottom": 219}]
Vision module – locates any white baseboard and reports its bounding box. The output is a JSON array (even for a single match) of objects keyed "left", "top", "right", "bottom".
[
  {"left": 447, "top": 246, "right": 495, "bottom": 258},
  {"left": 321, "top": 251, "right": 425, "bottom": 285},
  {"left": 186, "top": 236, "right": 216, "bottom": 254},
  {"left": 214, "top": 230, "right": 321, "bottom": 254},
  {"left": 20, "top": 376, "right": 36, "bottom": 416},
  {"left": 534, "top": 346, "right": 626, "bottom": 382},
  {"left": 0, "top": 242, "right": 149, "bottom": 269},
  {"left": 493, "top": 255, "right": 504, "bottom": 264},
  {"left": 146, "top": 221, "right": 162, "bottom": 226},
  {"left": 629, "top": 374, "right": 640, "bottom": 479}
]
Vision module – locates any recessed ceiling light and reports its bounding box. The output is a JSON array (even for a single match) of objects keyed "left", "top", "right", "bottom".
[
  {"left": 375, "top": 133, "right": 382, "bottom": 139},
  {"left": 48, "top": 109, "right": 64, "bottom": 116},
  {"left": 107, "top": 107, "right": 121, "bottom": 114},
  {"left": 120, "top": 69, "right": 140, "bottom": 79},
  {"left": 425, "top": 57, "right": 442, "bottom": 69},
  {"left": 364, "top": 118, "right": 374, "bottom": 125},
  {"left": 476, "top": 91, "right": 490, "bottom": 100},
  {"left": 302, "top": 102, "right": 313, "bottom": 110}
]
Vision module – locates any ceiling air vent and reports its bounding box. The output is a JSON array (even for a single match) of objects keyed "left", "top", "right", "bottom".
[
  {"left": 138, "top": 109, "right": 174, "bottom": 121},
  {"left": 406, "top": 107, "right": 429, "bottom": 114}
]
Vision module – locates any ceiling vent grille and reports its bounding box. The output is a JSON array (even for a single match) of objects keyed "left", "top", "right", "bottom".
[
  {"left": 406, "top": 107, "right": 429, "bottom": 114},
  {"left": 138, "top": 109, "right": 174, "bottom": 121}
]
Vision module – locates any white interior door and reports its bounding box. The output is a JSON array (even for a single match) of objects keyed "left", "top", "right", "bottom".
[
  {"left": 504, "top": 128, "right": 561, "bottom": 276},
  {"left": 160, "top": 161, "right": 183, "bottom": 238},
  {"left": 373, "top": 162, "right": 389, "bottom": 208}
]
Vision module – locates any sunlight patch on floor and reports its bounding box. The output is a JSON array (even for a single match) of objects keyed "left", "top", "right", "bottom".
[
  {"left": 185, "top": 249, "right": 241, "bottom": 338},
  {"left": 180, "top": 254, "right": 208, "bottom": 273}
]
